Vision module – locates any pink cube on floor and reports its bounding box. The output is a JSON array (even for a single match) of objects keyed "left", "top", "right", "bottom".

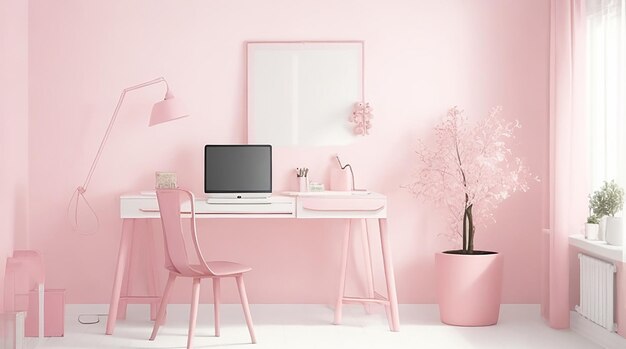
[
  {"left": 25, "top": 289, "right": 65, "bottom": 337},
  {"left": 44, "top": 289, "right": 65, "bottom": 337}
]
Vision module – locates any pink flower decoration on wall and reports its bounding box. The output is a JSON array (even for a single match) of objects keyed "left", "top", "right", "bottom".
[{"left": 350, "top": 102, "right": 373, "bottom": 135}]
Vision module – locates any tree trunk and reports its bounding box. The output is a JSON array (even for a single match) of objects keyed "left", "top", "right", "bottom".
[
  {"left": 467, "top": 204, "right": 474, "bottom": 253},
  {"left": 463, "top": 194, "right": 469, "bottom": 252},
  {"left": 463, "top": 208, "right": 467, "bottom": 251}
]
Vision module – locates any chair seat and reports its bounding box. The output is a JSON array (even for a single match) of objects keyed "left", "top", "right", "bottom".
[
  {"left": 154, "top": 189, "right": 257, "bottom": 347},
  {"left": 168, "top": 261, "right": 252, "bottom": 277}
]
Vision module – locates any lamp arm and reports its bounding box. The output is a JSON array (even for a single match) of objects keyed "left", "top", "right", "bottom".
[
  {"left": 336, "top": 155, "right": 356, "bottom": 191},
  {"left": 69, "top": 77, "right": 169, "bottom": 235},
  {"left": 79, "top": 77, "right": 168, "bottom": 192}
]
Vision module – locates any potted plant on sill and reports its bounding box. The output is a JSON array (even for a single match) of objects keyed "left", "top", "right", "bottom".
[
  {"left": 585, "top": 214, "right": 600, "bottom": 240},
  {"left": 408, "top": 106, "right": 534, "bottom": 326},
  {"left": 590, "top": 180, "right": 624, "bottom": 245}
]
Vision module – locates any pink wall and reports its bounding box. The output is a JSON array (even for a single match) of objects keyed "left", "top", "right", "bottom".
[
  {"left": 0, "top": 0, "right": 29, "bottom": 312},
  {"left": 27, "top": 0, "right": 550, "bottom": 304}
]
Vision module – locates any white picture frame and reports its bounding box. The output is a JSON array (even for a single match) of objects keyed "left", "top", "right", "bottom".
[{"left": 247, "top": 41, "right": 364, "bottom": 146}]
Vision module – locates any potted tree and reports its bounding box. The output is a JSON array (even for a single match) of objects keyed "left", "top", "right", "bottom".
[
  {"left": 590, "top": 180, "right": 624, "bottom": 245},
  {"left": 408, "top": 106, "right": 534, "bottom": 326}
]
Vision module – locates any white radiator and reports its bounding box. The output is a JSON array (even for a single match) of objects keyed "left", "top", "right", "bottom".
[{"left": 575, "top": 253, "right": 617, "bottom": 331}]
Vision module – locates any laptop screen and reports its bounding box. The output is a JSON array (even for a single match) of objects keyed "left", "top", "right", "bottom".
[{"left": 204, "top": 145, "right": 272, "bottom": 194}]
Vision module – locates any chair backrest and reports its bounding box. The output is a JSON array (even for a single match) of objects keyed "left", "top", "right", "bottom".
[{"left": 156, "top": 189, "right": 213, "bottom": 277}]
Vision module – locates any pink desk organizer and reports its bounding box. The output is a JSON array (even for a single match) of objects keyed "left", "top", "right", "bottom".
[{"left": 330, "top": 168, "right": 352, "bottom": 191}]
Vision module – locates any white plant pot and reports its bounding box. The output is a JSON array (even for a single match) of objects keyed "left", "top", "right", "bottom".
[
  {"left": 605, "top": 217, "right": 624, "bottom": 246},
  {"left": 585, "top": 223, "right": 600, "bottom": 240},
  {"left": 599, "top": 217, "right": 607, "bottom": 241}
]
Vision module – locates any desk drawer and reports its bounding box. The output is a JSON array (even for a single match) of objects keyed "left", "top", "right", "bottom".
[
  {"left": 296, "top": 197, "right": 387, "bottom": 219},
  {"left": 121, "top": 197, "right": 160, "bottom": 218}
]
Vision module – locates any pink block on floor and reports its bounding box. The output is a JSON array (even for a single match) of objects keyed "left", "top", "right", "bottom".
[
  {"left": 25, "top": 289, "right": 65, "bottom": 337},
  {"left": 44, "top": 289, "right": 65, "bottom": 337}
]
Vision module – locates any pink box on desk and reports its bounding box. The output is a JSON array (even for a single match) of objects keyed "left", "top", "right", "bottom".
[
  {"left": 330, "top": 167, "right": 352, "bottom": 191},
  {"left": 25, "top": 289, "right": 65, "bottom": 337}
]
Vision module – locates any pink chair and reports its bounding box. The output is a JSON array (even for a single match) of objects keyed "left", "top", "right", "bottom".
[{"left": 149, "top": 189, "right": 256, "bottom": 348}]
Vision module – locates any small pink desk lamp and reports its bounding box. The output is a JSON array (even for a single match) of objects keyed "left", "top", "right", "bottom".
[{"left": 68, "top": 77, "right": 189, "bottom": 234}]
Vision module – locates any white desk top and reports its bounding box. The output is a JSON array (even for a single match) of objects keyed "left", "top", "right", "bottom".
[
  {"left": 281, "top": 190, "right": 373, "bottom": 197},
  {"left": 120, "top": 191, "right": 387, "bottom": 220},
  {"left": 121, "top": 191, "right": 383, "bottom": 199}
]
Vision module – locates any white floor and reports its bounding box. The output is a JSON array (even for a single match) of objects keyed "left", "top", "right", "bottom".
[{"left": 36, "top": 304, "right": 601, "bottom": 349}]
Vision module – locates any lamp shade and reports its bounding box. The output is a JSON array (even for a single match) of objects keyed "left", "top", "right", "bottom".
[{"left": 149, "top": 91, "right": 189, "bottom": 126}]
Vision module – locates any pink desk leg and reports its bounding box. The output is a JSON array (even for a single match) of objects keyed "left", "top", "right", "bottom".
[
  {"left": 334, "top": 219, "right": 352, "bottom": 325},
  {"left": 361, "top": 219, "right": 375, "bottom": 314},
  {"left": 146, "top": 220, "right": 160, "bottom": 321},
  {"left": 379, "top": 218, "right": 400, "bottom": 332},
  {"left": 617, "top": 262, "right": 626, "bottom": 339},
  {"left": 117, "top": 226, "right": 134, "bottom": 320},
  {"left": 106, "top": 218, "right": 135, "bottom": 335}
]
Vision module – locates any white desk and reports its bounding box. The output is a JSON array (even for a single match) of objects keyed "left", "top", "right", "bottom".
[{"left": 106, "top": 192, "right": 399, "bottom": 334}]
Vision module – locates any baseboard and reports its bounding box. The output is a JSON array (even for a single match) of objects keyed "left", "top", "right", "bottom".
[
  {"left": 570, "top": 311, "right": 626, "bottom": 349},
  {"left": 64, "top": 303, "right": 540, "bottom": 314}
]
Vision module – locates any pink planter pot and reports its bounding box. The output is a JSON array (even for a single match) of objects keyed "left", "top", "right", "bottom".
[{"left": 435, "top": 251, "right": 503, "bottom": 326}]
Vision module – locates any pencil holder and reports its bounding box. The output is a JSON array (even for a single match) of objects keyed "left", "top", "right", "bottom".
[{"left": 298, "top": 177, "right": 308, "bottom": 192}]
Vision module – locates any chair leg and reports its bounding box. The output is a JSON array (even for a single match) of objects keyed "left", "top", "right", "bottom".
[
  {"left": 187, "top": 278, "right": 201, "bottom": 349},
  {"left": 213, "top": 278, "right": 221, "bottom": 337},
  {"left": 150, "top": 273, "right": 176, "bottom": 341},
  {"left": 235, "top": 275, "right": 256, "bottom": 344}
]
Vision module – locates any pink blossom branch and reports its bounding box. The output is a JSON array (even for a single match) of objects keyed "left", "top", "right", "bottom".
[{"left": 408, "top": 106, "right": 535, "bottom": 250}]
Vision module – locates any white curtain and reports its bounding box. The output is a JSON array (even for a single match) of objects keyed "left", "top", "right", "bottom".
[
  {"left": 546, "top": 0, "right": 588, "bottom": 329},
  {"left": 587, "top": 0, "right": 626, "bottom": 190}
]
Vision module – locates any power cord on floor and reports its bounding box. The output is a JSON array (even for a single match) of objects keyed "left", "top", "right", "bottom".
[{"left": 77, "top": 314, "right": 108, "bottom": 325}]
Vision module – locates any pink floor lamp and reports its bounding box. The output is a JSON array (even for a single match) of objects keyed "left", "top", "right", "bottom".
[{"left": 68, "top": 77, "right": 189, "bottom": 234}]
